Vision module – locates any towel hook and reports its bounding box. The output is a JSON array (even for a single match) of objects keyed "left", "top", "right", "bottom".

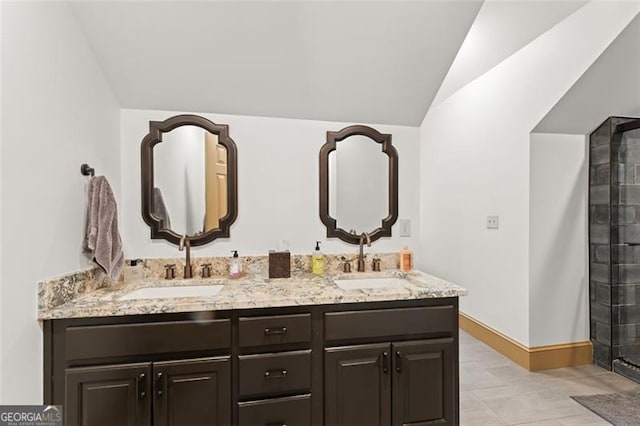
[{"left": 80, "top": 163, "right": 95, "bottom": 177}]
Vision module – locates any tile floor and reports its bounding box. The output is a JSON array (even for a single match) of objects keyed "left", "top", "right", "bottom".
[{"left": 459, "top": 330, "right": 640, "bottom": 425}]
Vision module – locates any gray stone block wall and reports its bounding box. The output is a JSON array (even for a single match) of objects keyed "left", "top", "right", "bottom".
[
  {"left": 589, "top": 116, "right": 640, "bottom": 372},
  {"left": 590, "top": 118, "right": 612, "bottom": 369}
]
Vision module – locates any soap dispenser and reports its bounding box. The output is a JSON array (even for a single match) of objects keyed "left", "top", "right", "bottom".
[
  {"left": 230, "top": 250, "right": 243, "bottom": 279},
  {"left": 312, "top": 241, "right": 324, "bottom": 275},
  {"left": 400, "top": 246, "right": 413, "bottom": 272}
]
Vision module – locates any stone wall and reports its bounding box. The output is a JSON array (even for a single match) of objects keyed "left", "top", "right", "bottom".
[{"left": 590, "top": 116, "right": 640, "bottom": 371}]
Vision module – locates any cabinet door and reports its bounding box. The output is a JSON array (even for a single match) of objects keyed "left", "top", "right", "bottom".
[
  {"left": 324, "top": 343, "right": 391, "bottom": 426},
  {"left": 392, "top": 338, "right": 455, "bottom": 426},
  {"left": 65, "top": 362, "right": 151, "bottom": 426},
  {"left": 153, "top": 357, "right": 231, "bottom": 426}
]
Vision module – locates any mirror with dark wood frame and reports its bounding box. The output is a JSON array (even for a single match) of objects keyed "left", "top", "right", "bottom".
[
  {"left": 319, "top": 124, "right": 398, "bottom": 244},
  {"left": 141, "top": 114, "right": 238, "bottom": 246}
]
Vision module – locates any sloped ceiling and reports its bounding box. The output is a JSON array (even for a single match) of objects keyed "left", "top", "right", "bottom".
[
  {"left": 534, "top": 14, "right": 640, "bottom": 135},
  {"left": 433, "top": 0, "right": 587, "bottom": 106},
  {"left": 69, "top": 1, "right": 482, "bottom": 126}
]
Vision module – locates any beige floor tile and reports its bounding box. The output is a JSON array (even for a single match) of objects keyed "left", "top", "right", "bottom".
[
  {"left": 460, "top": 366, "right": 510, "bottom": 391},
  {"left": 471, "top": 380, "right": 557, "bottom": 401},
  {"left": 536, "top": 364, "right": 609, "bottom": 380},
  {"left": 480, "top": 391, "right": 587, "bottom": 424},
  {"left": 460, "top": 390, "right": 489, "bottom": 412},
  {"left": 458, "top": 329, "right": 639, "bottom": 425},
  {"left": 510, "top": 420, "right": 564, "bottom": 426},
  {"left": 553, "top": 413, "right": 612, "bottom": 425},
  {"left": 461, "top": 406, "right": 507, "bottom": 425},
  {"left": 551, "top": 372, "right": 639, "bottom": 396}
]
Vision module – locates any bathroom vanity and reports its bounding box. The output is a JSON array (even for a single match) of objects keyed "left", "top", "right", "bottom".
[
  {"left": 41, "top": 271, "right": 465, "bottom": 426},
  {"left": 40, "top": 118, "right": 466, "bottom": 425}
]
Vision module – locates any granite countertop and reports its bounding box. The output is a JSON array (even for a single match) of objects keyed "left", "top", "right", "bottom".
[{"left": 38, "top": 269, "right": 467, "bottom": 320}]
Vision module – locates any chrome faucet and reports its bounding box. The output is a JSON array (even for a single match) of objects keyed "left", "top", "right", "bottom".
[
  {"left": 178, "top": 235, "right": 193, "bottom": 279},
  {"left": 357, "top": 232, "right": 371, "bottom": 272}
]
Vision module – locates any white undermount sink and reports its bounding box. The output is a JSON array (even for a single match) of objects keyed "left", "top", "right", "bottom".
[
  {"left": 119, "top": 285, "right": 224, "bottom": 300},
  {"left": 333, "top": 277, "right": 415, "bottom": 290}
]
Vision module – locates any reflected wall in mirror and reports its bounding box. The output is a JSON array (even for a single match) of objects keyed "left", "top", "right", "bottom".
[
  {"left": 320, "top": 125, "right": 398, "bottom": 245},
  {"left": 328, "top": 135, "right": 389, "bottom": 232},
  {"left": 141, "top": 115, "right": 238, "bottom": 246}
]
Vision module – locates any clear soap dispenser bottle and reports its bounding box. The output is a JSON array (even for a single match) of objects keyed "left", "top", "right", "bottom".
[
  {"left": 312, "top": 241, "right": 324, "bottom": 275},
  {"left": 230, "top": 250, "right": 243, "bottom": 279}
]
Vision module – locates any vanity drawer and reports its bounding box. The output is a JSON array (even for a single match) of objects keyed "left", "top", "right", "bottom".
[
  {"left": 238, "top": 350, "right": 311, "bottom": 398},
  {"left": 238, "top": 394, "right": 311, "bottom": 426},
  {"left": 324, "top": 305, "right": 455, "bottom": 341},
  {"left": 65, "top": 319, "right": 231, "bottom": 361},
  {"left": 239, "top": 313, "right": 311, "bottom": 348}
]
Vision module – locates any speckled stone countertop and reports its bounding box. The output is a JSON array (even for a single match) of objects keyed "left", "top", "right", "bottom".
[{"left": 38, "top": 269, "right": 467, "bottom": 320}]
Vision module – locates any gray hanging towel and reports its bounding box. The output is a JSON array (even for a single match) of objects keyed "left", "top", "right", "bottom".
[{"left": 83, "top": 176, "right": 124, "bottom": 281}]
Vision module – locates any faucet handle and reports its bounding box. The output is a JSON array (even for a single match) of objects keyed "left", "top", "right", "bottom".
[
  {"left": 164, "top": 264, "right": 176, "bottom": 280},
  {"left": 201, "top": 263, "right": 212, "bottom": 278},
  {"left": 341, "top": 257, "right": 352, "bottom": 273},
  {"left": 372, "top": 258, "right": 381, "bottom": 272}
]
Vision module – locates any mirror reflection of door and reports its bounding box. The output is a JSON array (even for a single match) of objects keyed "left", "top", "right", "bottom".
[
  {"left": 153, "top": 125, "right": 228, "bottom": 237},
  {"left": 205, "top": 132, "right": 227, "bottom": 231}
]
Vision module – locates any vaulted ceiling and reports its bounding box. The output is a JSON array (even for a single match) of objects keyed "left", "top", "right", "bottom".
[
  {"left": 535, "top": 13, "right": 640, "bottom": 134},
  {"left": 71, "top": 1, "right": 627, "bottom": 129},
  {"left": 70, "top": 1, "right": 482, "bottom": 126},
  {"left": 433, "top": 0, "right": 587, "bottom": 106}
]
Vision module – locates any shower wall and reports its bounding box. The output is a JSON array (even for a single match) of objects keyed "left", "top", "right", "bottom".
[{"left": 589, "top": 116, "right": 640, "bottom": 381}]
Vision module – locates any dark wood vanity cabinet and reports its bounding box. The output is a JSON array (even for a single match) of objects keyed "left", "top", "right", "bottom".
[
  {"left": 152, "top": 357, "right": 231, "bottom": 426},
  {"left": 324, "top": 339, "right": 455, "bottom": 426},
  {"left": 44, "top": 298, "right": 459, "bottom": 426},
  {"left": 322, "top": 304, "right": 457, "bottom": 425},
  {"left": 324, "top": 343, "right": 391, "bottom": 425},
  {"left": 65, "top": 362, "right": 151, "bottom": 426},
  {"left": 391, "top": 339, "right": 455, "bottom": 426},
  {"left": 64, "top": 358, "right": 230, "bottom": 426}
]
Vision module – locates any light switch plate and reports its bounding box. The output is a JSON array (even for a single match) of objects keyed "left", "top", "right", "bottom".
[
  {"left": 486, "top": 215, "right": 499, "bottom": 229},
  {"left": 399, "top": 219, "right": 411, "bottom": 237}
]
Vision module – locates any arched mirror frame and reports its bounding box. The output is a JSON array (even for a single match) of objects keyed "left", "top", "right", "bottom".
[
  {"left": 319, "top": 124, "right": 398, "bottom": 245},
  {"left": 141, "top": 114, "right": 238, "bottom": 247}
]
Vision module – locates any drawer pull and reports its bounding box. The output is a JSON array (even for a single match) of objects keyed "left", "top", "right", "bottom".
[
  {"left": 266, "top": 423, "right": 287, "bottom": 426},
  {"left": 264, "top": 369, "right": 288, "bottom": 379},
  {"left": 264, "top": 326, "right": 287, "bottom": 336}
]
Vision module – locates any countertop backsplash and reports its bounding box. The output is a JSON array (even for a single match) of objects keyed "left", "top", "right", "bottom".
[
  {"left": 135, "top": 252, "right": 400, "bottom": 280},
  {"left": 37, "top": 266, "right": 113, "bottom": 312}
]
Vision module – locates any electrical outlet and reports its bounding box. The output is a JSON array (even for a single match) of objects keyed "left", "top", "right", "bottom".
[
  {"left": 399, "top": 219, "right": 411, "bottom": 237},
  {"left": 486, "top": 215, "right": 499, "bottom": 229}
]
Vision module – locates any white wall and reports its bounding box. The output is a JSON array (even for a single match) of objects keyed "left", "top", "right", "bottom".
[
  {"left": 1, "top": 2, "right": 120, "bottom": 402},
  {"left": 419, "top": 1, "right": 640, "bottom": 347},
  {"left": 0, "top": 0, "right": 4, "bottom": 402},
  {"left": 121, "top": 109, "right": 420, "bottom": 259},
  {"left": 529, "top": 133, "right": 589, "bottom": 346}
]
